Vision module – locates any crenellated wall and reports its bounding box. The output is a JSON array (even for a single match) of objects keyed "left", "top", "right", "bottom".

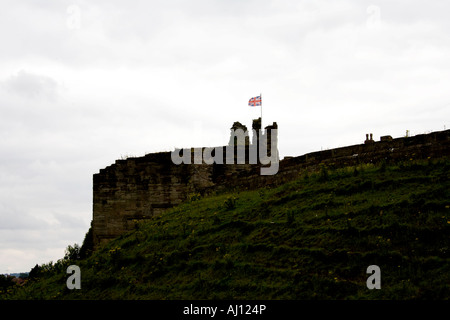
[{"left": 91, "top": 123, "right": 450, "bottom": 249}]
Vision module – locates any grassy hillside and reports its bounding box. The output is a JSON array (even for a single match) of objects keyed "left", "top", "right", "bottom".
[{"left": 3, "top": 158, "right": 450, "bottom": 299}]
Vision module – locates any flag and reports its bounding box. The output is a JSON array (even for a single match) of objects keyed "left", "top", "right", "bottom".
[{"left": 248, "top": 96, "right": 262, "bottom": 107}]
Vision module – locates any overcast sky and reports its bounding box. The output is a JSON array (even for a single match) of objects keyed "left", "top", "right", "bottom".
[{"left": 1, "top": 0, "right": 449, "bottom": 274}]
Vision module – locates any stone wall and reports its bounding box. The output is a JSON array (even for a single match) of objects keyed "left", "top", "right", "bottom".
[
  {"left": 93, "top": 152, "right": 213, "bottom": 248},
  {"left": 91, "top": 126, "right": 450, "bottom": 249}
]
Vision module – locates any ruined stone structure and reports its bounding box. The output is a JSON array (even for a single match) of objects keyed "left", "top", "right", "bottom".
[
  {"left": 92, "top": 118, "right": 276, "bottom": 248},
  {"left": 364, "top": 133, "right": 374, "bottom": 144},
  {"left": 92, "top": 120, "right": 450, "bottom": 249}
]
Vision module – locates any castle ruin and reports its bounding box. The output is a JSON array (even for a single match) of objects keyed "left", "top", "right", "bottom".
[{"left": 91, "top": 120, "right": 450, "bottom": 249}]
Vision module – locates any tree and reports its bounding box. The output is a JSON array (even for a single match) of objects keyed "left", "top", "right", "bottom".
[
  {"left": 79, "top": 226, "right": 94, "bottom": 259},
  {"left": 28, "top": 264, "right": 41, "bottom": 280},
  {"left": 64, "top": 243, "right": 81, "bottom": 261},
  {"left": 0, "top": 274, "right": 15, "bottom": 291}
]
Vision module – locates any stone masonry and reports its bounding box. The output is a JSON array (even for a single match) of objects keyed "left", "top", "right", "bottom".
[{"left": 92, "top": 120, "right": 450, "bottom": 249}]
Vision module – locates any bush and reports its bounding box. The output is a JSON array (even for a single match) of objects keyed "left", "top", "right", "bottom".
[
  {"left": 224, "top": 196, "right": 237, "bottom": 210},
  {"left": 379, "top": 160, "right": 387, "bottom": 173},
  {"left": 319, "top": 166, "right": 330, "bottom": 181},
  {"left": 64, "top": 243, "right": 81, "bottom": 261},
  {"left": 188, "top": 193, "right": 201, "bottom": 202},
  {"left": 0, "top": 275, "right": 16, "bottom": 292},
  {"left": 79, "top": 227, "right": 94, "bottom": 259}
]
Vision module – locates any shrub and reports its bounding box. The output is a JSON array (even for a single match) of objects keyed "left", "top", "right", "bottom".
[
  {"left": 224, "top": 196, "right": 237, "bottom": 210},
  {"left": 379, "top": 160, "right": 387, "bottom": 173},
  {"left": 188, "top": 193, "right": 201, "bottom": 202},
  {"left": 64, "top": 243, "right": 81, "bottom": 261},
  {"left": 79, "top": 227, "right": 94, "bottom": 259},
  {"left": 319, "top": 166, "right": 330, "bottom": 181}
]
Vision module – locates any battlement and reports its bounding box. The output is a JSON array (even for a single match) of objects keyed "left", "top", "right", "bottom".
[{"left": 91, "top": 122, "right": 450, "bottom": 249}]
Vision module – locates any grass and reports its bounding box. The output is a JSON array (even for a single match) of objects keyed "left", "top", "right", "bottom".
[{"left": 3, "top": 158, "right": 450, "bottom": 299}]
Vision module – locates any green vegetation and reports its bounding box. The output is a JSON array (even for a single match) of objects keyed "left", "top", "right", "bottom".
[{"left": 3, "top": 158, "right": 450, "bottom": 299}]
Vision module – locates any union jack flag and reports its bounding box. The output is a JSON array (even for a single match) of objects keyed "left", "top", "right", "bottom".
[{"left": 248, "top": 96, "right": 262, "bottom": 107}]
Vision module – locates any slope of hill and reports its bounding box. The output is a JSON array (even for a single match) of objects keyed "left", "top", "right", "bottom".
[{"left": 3, "top": 158, "right": 450, "bottom": 299}]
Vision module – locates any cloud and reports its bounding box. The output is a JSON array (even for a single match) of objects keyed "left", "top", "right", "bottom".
[
  {"left": 0, "top": 202, "right": 47, "bottom": 231},
  {"left": 2, "top": 70, "right": 60, "bottom": 100},
  {"left": 0, "top": 246, "right": 68, "bottom": 274}
]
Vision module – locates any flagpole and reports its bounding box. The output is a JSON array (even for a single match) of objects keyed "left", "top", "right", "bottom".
[{"left": 260, "top": 92, "right": 262, "bottom": 127}]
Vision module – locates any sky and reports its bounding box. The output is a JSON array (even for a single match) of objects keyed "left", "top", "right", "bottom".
[{"left": 1, "top": 0, "right": 449, "bottom": 274}]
